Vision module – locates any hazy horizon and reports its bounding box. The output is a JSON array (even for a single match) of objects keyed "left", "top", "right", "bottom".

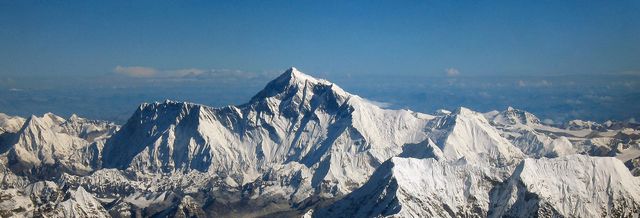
[{"left": 1, "top": 1, "right": 639, "bottom": 123}]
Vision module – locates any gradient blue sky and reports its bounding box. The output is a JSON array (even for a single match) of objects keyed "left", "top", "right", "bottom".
[
  {"left": 0, "top": 1, "right": 639, "bottom": 123},
  {"left": 1, "top": 0, "right": 639, "bottom": 78}
]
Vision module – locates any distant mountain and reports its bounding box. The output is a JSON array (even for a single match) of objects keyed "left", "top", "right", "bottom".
[{"left": 0, "top": 67, "right": 639, "bottom": 217}]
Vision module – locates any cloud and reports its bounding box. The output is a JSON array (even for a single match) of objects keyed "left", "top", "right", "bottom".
[
  {"left": 517, "top": 80, "right": 552, "bottom": 88},
  {"left": 518, "top": 80, "right": 526, "bottom": 87},
  {"left": 445, "top": 68, "right": 460, "bottom": 77},
  {"left": 618, "top": 70, "right": 640, "bottom": 76},
  {"left": 362, "top": 99, "right": 392, "bottom": 108},
  {"left": 478, "top": 91, "right": 491, "bottom": 98},
  {"left": 114, "top": 66, "right": 157, "bottom": 77},
  {"left": 112, "top": 66, "right": 264, "bottom": 81},
  {"left": 182, "top": 69, "right": 259, "bottom": 80},
  {"left": 564, "top": 99, "right": 583, "bottom": 105},
  {"left": 540, "top": 80, "right": 551, "bottom": 86},
  {"left": 542, "top": 118, "right": 555, "bottom": 125}
]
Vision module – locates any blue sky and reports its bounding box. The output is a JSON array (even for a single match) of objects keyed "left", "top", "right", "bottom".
[
  {"left": 0, "top": 1, "right": 639, "bottom": 123},
  {"left": 1, "top": 1, "right": 639, "bottom": 77}
]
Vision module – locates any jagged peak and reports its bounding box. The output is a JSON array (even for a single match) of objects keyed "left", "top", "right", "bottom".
[
  {"left": 68, "top": 114, "right": 83, "bottom": 121},
  {"left": 248, "top": 67, "right": 351, "bottom": 104},
  {"left": 443, "top": 107, "right": 486, "bottom": 121},
  {"left": 284, "top": 67, "right": 326, "bottom": 85},
  {"left": 19, "top": 113, "right": 69, "bottom": 131},
  {"left": 492, "top": 106, "right": 541, "bottom": 126},
  {"left": 24, "top": 114, "right": 54, "bottom": 130},
  {"left": 269, "top": 67, "right": 332, "bottom": 90},
  {"left": 454, "top": 107, "right": 475, "bottom": 116},
  {"left": 136, "top": 100, "right": 209, "bottom": 113},
  {"left": 435, "top": 109, "right": 452, "bottom": 115}
]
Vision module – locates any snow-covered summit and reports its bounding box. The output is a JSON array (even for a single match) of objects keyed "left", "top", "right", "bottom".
[
  {"left": 565, "top": 119, "right": 606, "bottom": 131},
  {"left": 424, "top": 107, "right": 524, "bottom": 167},
  {"left": 490, "top": 155, "right": 640, "bottom": 217},
  {"left": 322, "top": 154, "right": 640, "bottom": 218},
  {"left": 0, "top": 113, "right": 26, "bottom": 133},
  {"left": 1, "top": 67, "right": 639, "bottom": 217},
  {"left": 318, "top": 157, "right": 496, "bottom": 217},
  {"left": 101, "top": 68, "right": 432, "bottom": 196},
  {"left": 489, "top": 106, "right": 541, "bottom": 126},
  {"left": 250, "top": 67, "right": 344, "bottom": 100},
  {"left": 0, "top": 113, "right": 117, "bottom": 177}
]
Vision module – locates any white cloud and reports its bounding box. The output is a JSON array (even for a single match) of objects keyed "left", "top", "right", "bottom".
[
  {"left": 564, "top": 99, "right": 583, "bottom": 105},
  {"left": 619, "top": 70, "right": 640, "bottom": 76},
  {"left": 114, "top": 65, "right": 157, "bottom": 77},
  {"left": 517, "top": 80, "right": 526, "bottom": 87},
  {"left": 517, "top": 80, "right": 552, "bottom": 88},
  {"left": 180, "top": 69, "right": 259, "bottom": 80},
  {"left": 445, "top": 68, "right": 460, "bottom": 77},
  {"left": 478, "top": 91, "right": 491, "bottom": 98},
  {"left": 168, "top": 68, "right": 206, "bottom": 77},
  {"left": 113, "top": 66, "right": 263, "bottom": 80},
  {"left": 362, "top": 99, "right": 392, "bottom": 108},
  {"left": 542, "top": 118, "right": 555, "bottom": 125},
  {"left": 540, "top": 80, "right": 551, "bottom": 87}
]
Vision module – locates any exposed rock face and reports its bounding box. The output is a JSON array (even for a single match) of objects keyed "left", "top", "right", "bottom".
[
  {"left": 316, "top": 157, "right": 497, "bottom": 217},
  {"left": 489, "top": 155, "right": 640, "bottom": 217},
  {"left": 0, "top": 181, "right": 109, "bottom": 217},
  {"left": 0, "top": 68, "right": 638, "bottom": 217},
  {"left": 1, "top": 113, "right": 117, "bottom": 178},
  {"left": 101, "top": 67, "right": 432, "bottom": 197}
]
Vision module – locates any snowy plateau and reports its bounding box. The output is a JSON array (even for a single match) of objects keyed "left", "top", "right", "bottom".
[{"left": 0, "top": 67, "right": 639, "bottom": 217}]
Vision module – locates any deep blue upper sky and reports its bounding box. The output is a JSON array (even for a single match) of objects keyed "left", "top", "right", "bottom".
[
  {"left": 1, "top": 1, "right": 639, "bottom": 78},
  {"left": 0, "top": 1, "right": 639, "bottom": 124}
]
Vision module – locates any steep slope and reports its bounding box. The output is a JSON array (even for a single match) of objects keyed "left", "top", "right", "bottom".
[
  {"left": 2, "top": 67, "right": 639, "bottom": 217},
  {"left": 60, "top": 114, "right": 119, "bottom": 143},
  {"left": 423, "top": 107, "right": 524, "bottom": 167},
  {"left": 0, "top": 113, "right": 25, "bottom": 133},
  {"left": 485, "top": 107, "right": 576, "bottom": 158},
  {"left": 487, "top": 107, "right": 640, "bottom": 163},
  {"left": 0, "top": 113, "right": 24, "bottom": 154},
  {"left": 317, "top": 157, "right": 498, "bottom": 217},
  {"left": 56, "top": 187, "right": 110, "bottom": 218},
  {"left": 1, "top": 113, "right": 118, "bottom": 177},
  {"left": 489, "top": 106, "right": 540, "bottom": 126},
  {"left": 321, "top": 155, "right": 640, "bottom": 218},
  {"left": 0, "top": 181, "right": 110, "bottom": 217},
  {"left": 7, "top": 114, "right": 91, "bottom": 175},
  {"left": 489, "top": 155, "right": 640, "bottom": 217},
  {"left": 102, "top": 67, "right": 432, "bottom": 197}
]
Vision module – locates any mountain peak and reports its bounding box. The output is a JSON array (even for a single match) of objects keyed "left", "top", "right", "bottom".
[
  {"left": 249, "top": 67, "right": 348, "bottom": 103},
  {"left": 492, "top": 107, "right": 541, "bottom": 126},
  {"left": 281, "top": 67, "right": 324, "bottom": 85},
  {"left": 285, "top": 66, "right": 301, "bottom": 75},
  {"left": 454, "top": 107, "right": 475, "bottom": 116}
]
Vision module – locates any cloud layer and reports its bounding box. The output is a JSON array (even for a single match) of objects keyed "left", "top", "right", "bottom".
[
  {"left": 112, "top": 65, "right": 271, "bottom": 81},
  {"left": 114, "top": 66, "right": 158, "bottom": 77},
  {"left": 445, "top": 68, "right": 460, "bottom": 77}
]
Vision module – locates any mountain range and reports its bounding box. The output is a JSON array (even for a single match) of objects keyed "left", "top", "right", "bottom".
[{"left": 0, "top": 67, "right": 639, "bottom": 217}]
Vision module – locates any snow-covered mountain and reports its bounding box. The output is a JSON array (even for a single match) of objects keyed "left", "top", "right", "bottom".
[
  {"left": 101, "top": 67, "right": 431, "bottom": 197},
  {"left": 320, "top": 155, "right": 640, "bottom": 217},
  {"left": 0, "top": 113, "right": 118, "bottom": 178},
  {"left": 316, "top": 157, "right": 498, "bottom": 217},
  {"left": 489, "top": 155, "right": 640, "bottom": 217},
  {"left": 0, "top": 67, "right": 639, "bottom": 217}
]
